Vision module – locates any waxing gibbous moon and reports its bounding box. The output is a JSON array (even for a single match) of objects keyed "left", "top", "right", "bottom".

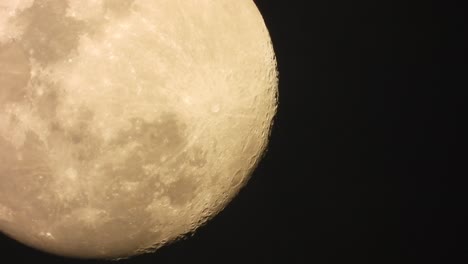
[{"left": 0, "top": 0, "right": 277, "bottom": 259}]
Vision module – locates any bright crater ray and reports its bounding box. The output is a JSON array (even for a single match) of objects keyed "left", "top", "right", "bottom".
[{"left": 0, "top": 0, "right": 277, "bottom": 259}]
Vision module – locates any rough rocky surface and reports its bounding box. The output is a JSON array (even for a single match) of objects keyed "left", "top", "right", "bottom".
[{"left": 0, "top": 0, "right": 277, "bottom": 259}]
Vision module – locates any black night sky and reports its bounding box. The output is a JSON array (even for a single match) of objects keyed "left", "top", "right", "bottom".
[{"left": 1, "top": 1, "right": 465, "bottom": 263}]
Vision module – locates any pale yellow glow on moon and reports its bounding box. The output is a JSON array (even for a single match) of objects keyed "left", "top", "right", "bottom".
[{"left": 0, "top": 0, "right": 277, "bottom": 259}]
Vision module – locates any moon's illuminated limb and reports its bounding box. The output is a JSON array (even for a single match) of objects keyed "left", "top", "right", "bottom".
[{"left": 0, "top": 0, "right": 277, "bottom": 259}]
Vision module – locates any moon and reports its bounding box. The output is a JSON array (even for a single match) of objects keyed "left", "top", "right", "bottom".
[{"left": 0, "top": 0, "right": 277, "bottom": 259}]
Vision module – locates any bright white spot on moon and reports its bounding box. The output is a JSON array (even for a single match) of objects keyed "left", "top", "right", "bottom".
[
  {"left": 211, "top": 104, "right": 220, "bottom": 113},
  {"left": 0, "top": 0, "right": 277, "bottom": 260},
  {"left": 65, "top": 167, "right": 77, "bottom": 180}
]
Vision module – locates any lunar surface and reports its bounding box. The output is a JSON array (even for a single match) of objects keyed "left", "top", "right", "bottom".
[{"left": 0, "top": 0, "right": 277, "bottom": 259}]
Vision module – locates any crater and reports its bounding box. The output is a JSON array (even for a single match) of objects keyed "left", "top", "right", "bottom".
[
  {"left": 89, "top": 112, "right": 208, "bottom": 229},
  {"left": 0, "top": 204, "right": 13, "bottom": 223}
]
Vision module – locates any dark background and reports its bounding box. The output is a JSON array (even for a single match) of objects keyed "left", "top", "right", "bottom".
[{"left": 1, "top": 1, "right": 465, "bottom": 263}]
